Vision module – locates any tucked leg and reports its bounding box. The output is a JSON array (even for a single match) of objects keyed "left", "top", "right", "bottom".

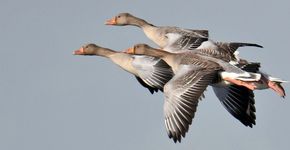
[
  {"left": 224, "top": 77, "right": 257, "bottom": 90},
  {"left": 261, "top": 75, "right": 286, "bottom": 98},
  {"left": 268, "top": 81, "right": 286, "bottom": 98}
]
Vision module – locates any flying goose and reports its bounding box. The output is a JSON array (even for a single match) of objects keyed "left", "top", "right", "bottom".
[
  {"left": 73, "top": 43, "right": 174, "bottom": 94},
  {"left": 124, "top": 43, "right": 264, "bottom": 142},
  {"left": 106, "top": 12, "right": 208, "bottom": 52},
  {"left": 105, "top": 13, "right": 266, "bottom": 67}
]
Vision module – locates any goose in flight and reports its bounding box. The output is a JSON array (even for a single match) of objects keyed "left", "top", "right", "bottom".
[
  {"left": 73, "top": 43, "right": 174, "bottom": 94},
  {"left": 123, "top": 43, "right": 268, "bottom": 142}
]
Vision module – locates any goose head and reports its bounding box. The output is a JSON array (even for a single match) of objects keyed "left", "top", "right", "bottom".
[
  {"left": 105, "top": 13, "right": 135, "bottom": 26},
  {"left": 74, "top": 44, "right": 116, "bottom": 58},
  {"left": 125, "top": 43, "right": 150, "bottom": 55},
  {"left": 105, "top": 12, "right": 152, "bottom": 27},
  {"left": 124, "top": 43, "right": 169, "bottom": 59},
  {"left": 73, "top": 43, "right": 101, "bottom": 55}
]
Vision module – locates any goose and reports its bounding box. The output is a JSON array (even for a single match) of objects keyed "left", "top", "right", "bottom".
[
  {"left": 73, "top": 43, "right": 174, "bottom": 94},
  {"left": 106, "top": 12, "right": 208, "bottom": 52},
  {"left": 105, "top": 13, "right": 260, "bottom": 59},
  {"left": 123, "top": 43, "right": 267, "bottom": 142}
]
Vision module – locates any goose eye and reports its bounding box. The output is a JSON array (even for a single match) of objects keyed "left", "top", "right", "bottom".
[{"left": 117, "top": 15, "right": 121, "bottom": 18}]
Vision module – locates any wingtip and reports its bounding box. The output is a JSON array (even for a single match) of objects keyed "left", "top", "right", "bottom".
[
  {"left": 170, "top": 134, "right": 183, "bottom": 143},
  {"left": 173, "top": 138, "right": 177, "bottom": 143},
  {"left": 240, "top": 43, "right": 264, "bottom": 48},
  {"left": 257, "top": 44, "right": 264, "bottom": 48},
  {"left": 249, "top": 43, "right": 264, "bottom": 48},
  {"left": 149, "top": 89, "right": 154, "bottom": 94}
]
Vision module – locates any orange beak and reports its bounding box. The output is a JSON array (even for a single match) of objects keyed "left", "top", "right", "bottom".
[
  {"left": 73, "top": 47, "right": 84, "bottom": 55},
  {"left": 123, "top": 47, "right": 135, "bottom": 54},
  {"left": 105, "top": 17, "right": 117, "bottom": 25}
]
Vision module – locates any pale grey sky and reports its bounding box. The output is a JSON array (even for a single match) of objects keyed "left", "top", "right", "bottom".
[{"left": 0, "top": 0, "right": 289, "bottom": 150}]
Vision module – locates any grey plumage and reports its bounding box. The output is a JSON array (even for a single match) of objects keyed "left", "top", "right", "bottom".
[{"left": 164, "top": 68, "right": 219, "bottom": 142}]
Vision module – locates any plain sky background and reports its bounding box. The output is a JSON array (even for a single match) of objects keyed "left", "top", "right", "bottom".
[{"left": 1, "top": 0, "right": 289, "bottom": 150}]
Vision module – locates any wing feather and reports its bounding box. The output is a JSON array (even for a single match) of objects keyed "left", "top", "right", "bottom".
[
  {"left": 163, "top": 68, "right": 217, "bottom": 142},
  {"left": 132, "top": 56, "right": 174, "bottom": 93}
]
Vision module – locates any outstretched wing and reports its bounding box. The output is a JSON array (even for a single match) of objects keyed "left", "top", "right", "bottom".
[
  {"left": 212, "top": 62, "right": 260, "bottom": 127},
  {"left": 163, "top": 67, "right": 217, "bottom": 142},
  {"left": 212, "top": 85, "right": 256, "bottom": 127}
]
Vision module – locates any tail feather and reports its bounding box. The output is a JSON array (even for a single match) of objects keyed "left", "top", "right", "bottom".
[
  {"left": 236, "top": 73, "right": 261, "bottom": 81},
  {"left": 268, "top": 76, "right": 288, "bottom": 83}
]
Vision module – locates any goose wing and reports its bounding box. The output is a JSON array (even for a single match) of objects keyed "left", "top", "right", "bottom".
[
  {"left": 166, "top": 34, "right": 208, "bottom": 51},
  {"left": 212, "top": 62, "right": 260, "bottom": 127},
  {"left": 132, "top": 56, "right": 174, "bottom": 93},
  {"left": 161, "top": 27, "right": 209, "bottom": 52},
  {"left": 195, "top": 41, "right": 263, "bottom": 62},
  {"left": 213, "top": 85, "right": 256, "bottom": 127},
  {"left": 134, "top": 76, "right": 158, "bottom": 94},
  {"left": 163, "top": 67, "right": 218, "bottom": 142},
  {"left": 216, "top": 42, "right": 263, "bottom": 54}
]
